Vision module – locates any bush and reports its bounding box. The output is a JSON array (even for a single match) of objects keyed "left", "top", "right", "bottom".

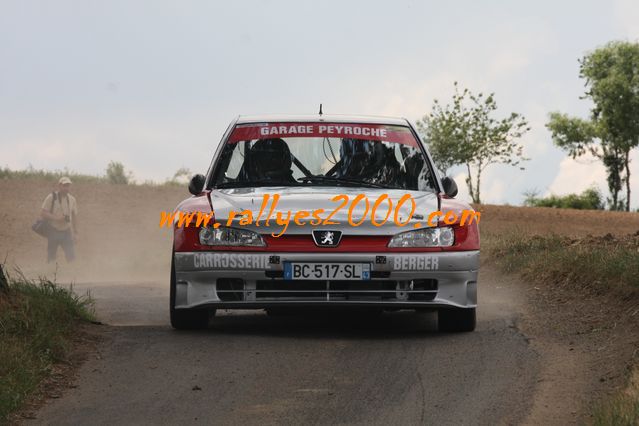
[
  {"left": 165, "top": 167, "right": 191, "bottom": 185},
  {"left": 523, "top": 187, "right": 604, "bottom": 210},
  {"left": 105, "top": 161, "right": 130, "bottom": 185}
]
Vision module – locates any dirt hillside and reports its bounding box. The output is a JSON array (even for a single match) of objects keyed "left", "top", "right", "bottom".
[{"left": 475, "top": 203, "right": 638, "bottom": 237}]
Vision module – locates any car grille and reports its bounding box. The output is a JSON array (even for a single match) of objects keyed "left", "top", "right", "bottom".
[{"left": 216, "top": 278, "right": 437, "bottom": 302}]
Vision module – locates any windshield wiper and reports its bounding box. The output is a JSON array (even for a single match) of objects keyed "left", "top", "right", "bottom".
[
  {"left": 216, "top": 180, "right": 302, "bottom": 189},
  {"left": 297, "top": 175, "right": 391, "bottom": 189}
]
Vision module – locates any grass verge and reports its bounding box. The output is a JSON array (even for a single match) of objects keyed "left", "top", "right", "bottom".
[
  {"left": 593, "top": 366, "right": 639, "bottom": 426},
  {"left": 485, "top": 231, "right": 639, "bottom": 424},
  {"left": 485, "top": 231, "right": 639, "bottom": 293},
  {"left": 0, "top": 270, "right": 95, "bottom": 423}
]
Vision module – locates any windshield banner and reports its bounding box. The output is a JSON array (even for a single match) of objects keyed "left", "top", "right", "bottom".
[{"left": 228, "top": 123, "right": 419, "bottom": 147}]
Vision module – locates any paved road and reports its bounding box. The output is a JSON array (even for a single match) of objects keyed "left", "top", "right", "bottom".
[{"left": 32, "top": 267, "right": 540, "bottom": 425}]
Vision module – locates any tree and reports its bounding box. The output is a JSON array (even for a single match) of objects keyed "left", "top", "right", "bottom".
[
  {"left": 546, "top": 113, "right": 625, "bottom": 209},
  {"left": 168, "top": 167, "right": 192, "bottom": 185},
  {"left": 106, "top": 161, "right": 130, "bottom": 185},
  {"left": 547, "top": 41, "right": 639, "bottom": 211},
  {"left": 417, "top": 82, "right": 530, "bottom": 204}
]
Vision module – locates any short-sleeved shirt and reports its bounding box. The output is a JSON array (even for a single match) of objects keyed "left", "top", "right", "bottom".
[{"left": 41, "top": 192, "right": 78, "bottom": 231}]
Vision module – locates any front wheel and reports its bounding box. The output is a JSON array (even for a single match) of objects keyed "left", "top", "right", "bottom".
[
  {"left": 438, "top": 307, "right": 476, "bottom": 332},
  {"left": 170, "top": 251, "right": 212, "bottom": 330}
]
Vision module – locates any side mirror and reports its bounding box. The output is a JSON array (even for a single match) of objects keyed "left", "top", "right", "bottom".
[
  {"left": 441, "top": 176, "right": 458, "bottom": 198},
  {"left": 188, "top": 174, "right": 206, "bottom": 195}
]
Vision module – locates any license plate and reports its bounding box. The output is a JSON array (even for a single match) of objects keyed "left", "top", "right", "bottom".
[{"left": 283, "top": 262, "right": 371, "bottom": 280}]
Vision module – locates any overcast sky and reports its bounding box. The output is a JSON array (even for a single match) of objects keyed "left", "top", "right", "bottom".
[{"left": 1, "top": 0, "right": 638, "bottom": 208}]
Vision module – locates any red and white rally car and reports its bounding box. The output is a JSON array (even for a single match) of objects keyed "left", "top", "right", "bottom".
[{"left": 171, "top": 115, "right": 480, "bottom": 331}]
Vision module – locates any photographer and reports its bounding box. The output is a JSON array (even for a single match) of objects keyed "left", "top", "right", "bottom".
[{"left": 40, "top": 177, "right": 78, "bottom": 263}]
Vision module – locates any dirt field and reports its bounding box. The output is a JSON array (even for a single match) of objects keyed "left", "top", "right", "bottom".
[
  {"left": 475, "top": 203, "right": 639, "bottom": 237},
  {"left": 1, "top": 178, "right": 637, "bottom": 283}
]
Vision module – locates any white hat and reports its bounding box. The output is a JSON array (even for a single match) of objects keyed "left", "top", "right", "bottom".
[{"left": 58, "top": 177, "right": 72, "bottom": 185}]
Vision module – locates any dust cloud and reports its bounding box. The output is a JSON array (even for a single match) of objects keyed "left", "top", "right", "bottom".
[{"left": 0, "top": 179, "right": 188, "bottom": 287}]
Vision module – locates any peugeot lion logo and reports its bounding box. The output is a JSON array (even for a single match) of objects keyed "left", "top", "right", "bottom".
[
  {"left": 321, "top": 232, "right": 335, "bottom": 245},
  {"left": 312, "top": 230, "right": 343, "bottom": 247}
]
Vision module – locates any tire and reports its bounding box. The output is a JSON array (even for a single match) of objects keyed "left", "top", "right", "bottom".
[
  {"left": 266, "top": 307, "right": 296, "bottom": 316},
  {"left": 438, "top": 307, "right": 476, "bottom": 332},
  {"left": 170, "top": 251, "right": 211, "bottom": 330}
]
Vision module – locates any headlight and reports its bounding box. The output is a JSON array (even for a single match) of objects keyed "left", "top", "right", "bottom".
[
  {"left": 388, "top": 227, "right": 455, "bottom": 247},
  {"left": 199, "top": 226, "right": 266, "bottom": 247}
]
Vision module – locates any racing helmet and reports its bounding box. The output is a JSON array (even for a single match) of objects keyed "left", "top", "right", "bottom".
[
  {"left": 247, "top": 138, "right": 294, "bottom": 182},
  {"left": 336, "top": 139, "right": 377, "bottom": 177}
]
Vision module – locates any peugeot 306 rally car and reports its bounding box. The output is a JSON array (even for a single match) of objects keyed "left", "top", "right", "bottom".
[{"left": 171, "top": 115, "right": 480, "bottom": 331}]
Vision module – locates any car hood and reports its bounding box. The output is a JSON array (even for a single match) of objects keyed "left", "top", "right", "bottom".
[{"left": 209, "top": 186, "right": 440, "bottom": 236}]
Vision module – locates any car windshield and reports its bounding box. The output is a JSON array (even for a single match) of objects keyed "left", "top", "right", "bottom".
[{"left": 211, "top": 122, "right": 437, "bottom": 191}]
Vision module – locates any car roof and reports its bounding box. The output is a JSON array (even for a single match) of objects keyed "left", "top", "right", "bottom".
[{"left": 235, "top": 114, "right": 410, "bottom": 126}]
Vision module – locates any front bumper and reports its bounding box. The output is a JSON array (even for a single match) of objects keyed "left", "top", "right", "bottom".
[{"left": 173, "top": 251, "right": 479, "bottom": 310}]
